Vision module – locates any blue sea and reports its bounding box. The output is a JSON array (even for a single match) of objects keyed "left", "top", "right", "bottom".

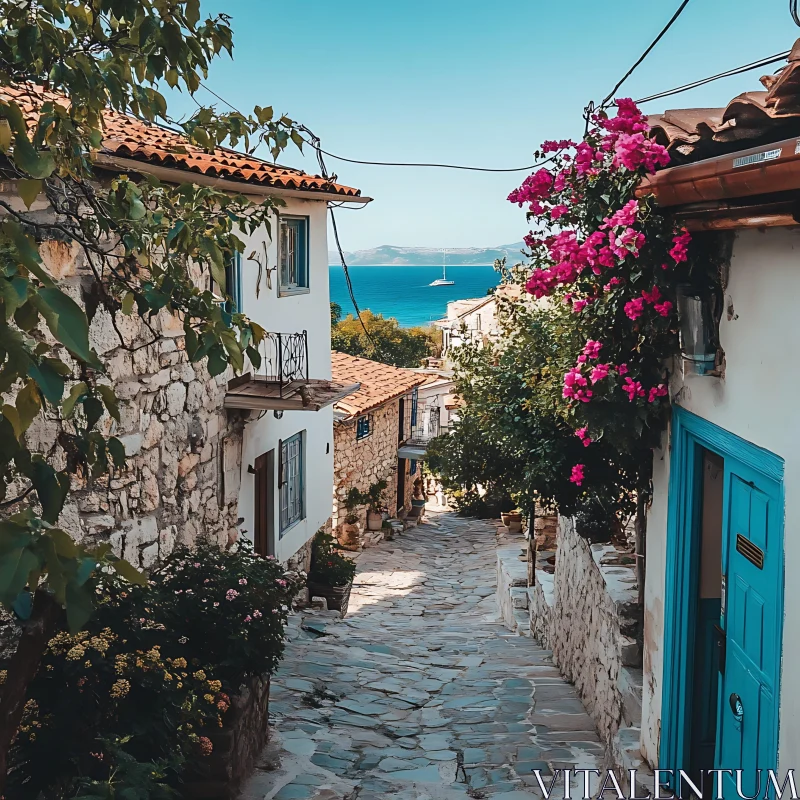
[{"left": 329, "top": 265, "right": 499, "bottom": 328}]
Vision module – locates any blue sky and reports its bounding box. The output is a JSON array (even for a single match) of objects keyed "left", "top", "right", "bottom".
[{"left": 167, "top": 1, "right": 796, "bottom": 251}]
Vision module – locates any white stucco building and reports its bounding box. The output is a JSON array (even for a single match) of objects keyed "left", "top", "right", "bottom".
[
  {"left": 631, "top": 50, "right": 800, "bottom": 791},
  {"left": 0, "top": 83, "right": 369, "bottom": 570}
]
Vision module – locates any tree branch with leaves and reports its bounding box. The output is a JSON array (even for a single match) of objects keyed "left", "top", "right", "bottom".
[{"left": 0, "top": 0, "right": 305, "bottom": 785}]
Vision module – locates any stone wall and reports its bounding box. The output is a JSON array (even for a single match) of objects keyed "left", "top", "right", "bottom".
[
  {"left": 332, "top": 401, "right": 401, "bottom": 534},
  {"left": 20, "top": 239, "right": 244, "bottom": 566},
  {"left": 527, "top": 517, "right": 642, "bottom": 744},
  {"left": 185, "top": 675, "right": 271, "bottom": 800}
]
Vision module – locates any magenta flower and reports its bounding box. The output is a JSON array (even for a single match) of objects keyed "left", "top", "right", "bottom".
[
  {"left": 583, "top": 340, "right": 603, "bottom": 359},
  {"left": 239, "top": 578, "right": 248, "bottom": 586},
  {"left": 225, "top": 589, "right": 239, "bottom": 601},
  {"left": 622, "top": 377, "right": 645, "bottom": 402},
  {"left": 541, "top": 139, "right": 576, "bottom": 153},
  {"left": 590, "top": 363, "right": 610, "bottom": 384},
  {"left": 575, "top": 427, "right": 592, "bottom": 447},
  {"left": 570, "top": 464, "right": 585, "bottom": 486},
  {"left": 550, "top": 204, "right": 570, "bottom": 220},
  {"left": 603, "top": 277, "right": 622, "bottom": 291},
  {"left": 617, "top": 363, "right": 628, "bottom": 375},
  {"left": 508, "top": 168, "right": 555, "bottom": 208},
  {"left": 641, "top": 285, "right": 661, "bottom": 304},
  {"left": 654, "top": 300, "right": 673, "bottom": 317},
  {"left": 670, "top": 230, "right": 691, "bottom": 263},
  {"left": 648, "top": 384, "right": 669, "bottom": 403},
  {"left": 572, "top": 299, "right": 589, "bottom": 314},
  {"left": 243, "top": 615, "right": 252, "bottom": 623},
  {"left": 624, "top": 298, "right": 645, "bottom": 320}
]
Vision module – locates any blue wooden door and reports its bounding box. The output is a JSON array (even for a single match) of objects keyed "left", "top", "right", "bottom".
[{"left": 717, "top": 462, "right": 782, "bottom": 796}]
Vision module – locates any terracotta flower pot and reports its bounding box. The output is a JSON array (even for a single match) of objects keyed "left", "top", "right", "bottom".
[
  {"left": 366, "top": 510, "right": 383, "bottom": 531},
  {"left": 502, "top": 511, "right": 523, "bottom": 532}
]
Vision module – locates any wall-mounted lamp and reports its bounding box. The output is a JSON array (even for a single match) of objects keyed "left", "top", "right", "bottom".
[
  {"left": 273, "top": 410, "right": 284, "bottom": 419},
  {"left": 677, "top": 284, "right": 716, "bottom": 375}
]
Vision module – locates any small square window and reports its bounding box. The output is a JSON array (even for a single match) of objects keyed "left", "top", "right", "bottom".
[
  {"left": 279, "top": 216, "right": 309, "bottom": 295},
  {"left": 356, "top": 415, "right": 372, "bottom": 440}
]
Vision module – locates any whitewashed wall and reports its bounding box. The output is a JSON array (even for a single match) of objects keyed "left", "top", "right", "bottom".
[
  {"left": 642, "top": 227, "right": 800, "bottom": 770},
  {"left": 236, "top": 198, "right": 335, "bottom": 563}
]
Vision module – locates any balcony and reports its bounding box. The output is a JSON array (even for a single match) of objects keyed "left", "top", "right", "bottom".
[
  {"left": 225, "top": 330, "right": 360, "bottom": 413},
  {"left": 398, "top": 407, "right": 441, "bottom": 460}
]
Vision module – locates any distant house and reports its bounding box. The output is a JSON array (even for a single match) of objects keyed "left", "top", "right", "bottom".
[
  {"left": 330, "top": 352, "right": 427, "bottom": 546},
  {"left": 625, "top": 45, "right": 800, "bottom": 786},
  {"left": 434, "top": 285, "right": 521, "bottom": 362},
  {"left": 0, "top": 83, "right": 368, "bottom": 571}
]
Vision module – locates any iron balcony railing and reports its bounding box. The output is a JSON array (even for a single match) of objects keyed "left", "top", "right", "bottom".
[
  {"left": 257, "top": 330, "right": 309, "bottom": 397},
  {"left": 408, "top": 406, "right": 441, "bottom": 444}
]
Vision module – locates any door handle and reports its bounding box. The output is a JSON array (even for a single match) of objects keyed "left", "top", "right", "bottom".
[{"left": 729, "top": 693, "right": 744, "bottom": 722}]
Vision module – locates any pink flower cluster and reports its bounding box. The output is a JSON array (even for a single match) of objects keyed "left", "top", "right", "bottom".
[
  {"left": 575, "top": 427, "right": 591, "bottom": 447},
  {"left": 508, "top": 168, "right": 554, "bottom": 208},
  {"left": 670, "top": 229, "right": 691, "bottom": 263},
  {"left": 542, "top": 139, "right": 576, "bottom": 153},
  {"left": 624, "top": 285, "right": 674, "bottom": 321},
  {"left": 570, "top": 464, "right": 585, "bottom": 486},
  {"left": 564, "top": 341, "right": 617, "bottom": 404},
  {"left": 563, "top": 367, "right": 592, "bottom": 403}
]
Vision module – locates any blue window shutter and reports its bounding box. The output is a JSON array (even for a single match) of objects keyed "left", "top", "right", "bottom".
[
  {"left": 411, "top": 388, "right": 418, "bottom": 428},
  {"left": 410, "top": 459, "right": 417, "bottom": 475}
]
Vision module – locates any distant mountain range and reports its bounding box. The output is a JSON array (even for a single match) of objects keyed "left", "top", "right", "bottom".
[{"left": 329, "top": 242, "right": 527, "bottom": 266}]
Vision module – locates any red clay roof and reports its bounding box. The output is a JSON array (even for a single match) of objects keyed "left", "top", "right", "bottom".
[
  {"left": 0, "top": 83, "right": 362, "bottom": 198},
  {"left": 331, "top": 351, "right": 428, "bottom": 417},
  {"left": 648, "top": 40, "right": 800, "bottom": 166}
]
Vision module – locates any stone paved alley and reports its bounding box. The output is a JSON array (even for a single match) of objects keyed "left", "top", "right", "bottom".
[{"left": 240, "top": 512, "right": 603, "bottom": 800}]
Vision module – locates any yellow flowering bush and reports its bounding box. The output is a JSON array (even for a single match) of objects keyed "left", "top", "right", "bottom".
[{"left": 8, "top": 627, "right": 226, "bottom": 800}]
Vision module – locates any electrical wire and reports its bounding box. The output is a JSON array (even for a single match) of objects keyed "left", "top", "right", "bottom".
[
  {"left": 599, "top": 0, "right": 692, "bottom": 108},
  {"left": 792, "top": 0, "right": 800, "bottom": 27},
  {"left": 634, "top": 51, "right": 791, "bottom": 105},
  {"left": 196, "top": 81, "right": 556, "bottom": 174},
  {"left": 298, "top": 144, "right": 557, "bottom": 173},
  {"left": 192, "top": 81, "right": 385, "bottom": 356}
]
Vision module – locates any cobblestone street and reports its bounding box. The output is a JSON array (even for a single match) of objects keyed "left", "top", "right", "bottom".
[{"left": 240, "top": 512, "right": 602, "bottom": 800}]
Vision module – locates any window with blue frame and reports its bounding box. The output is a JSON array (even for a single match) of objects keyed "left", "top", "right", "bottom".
[
  {"left": 410, "top": 387, "right": 418, "bottom": 428},
  {"left": 279, "top": 432, "right": 305, "bottom": 533},
  {"left": 356, "top": 414, "right": 372, "bottom": 440},
  {"left": 224, "top": 251, "right": 243, "bottom": 313},
  {"left": 279, "top": 216, "right": 309, "bottom": 294}
]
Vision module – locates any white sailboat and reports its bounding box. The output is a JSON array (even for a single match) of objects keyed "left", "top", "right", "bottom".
[{"left": 429, "top": 248, "right": 455, "bottom": 286}]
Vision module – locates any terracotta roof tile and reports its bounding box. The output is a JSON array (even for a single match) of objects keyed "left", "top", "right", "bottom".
[
  {"left": 331, "top": 351, "right": 427, "bottom": 417},
  {"left": 0, "top": 83, "right": 362, "bottom": 198},
  {"left": 648, "top": 40, "right": 800, "bottom": 165}
]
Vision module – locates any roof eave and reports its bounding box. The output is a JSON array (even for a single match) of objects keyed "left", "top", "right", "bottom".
[
  {"left": 637, "top": 136, "right": 800, "bottom": 211},
  {"left": 95, "top": 152, "right": 373, "bottom": 205}
]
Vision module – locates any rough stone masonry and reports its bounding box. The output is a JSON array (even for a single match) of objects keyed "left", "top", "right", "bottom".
[{"left": 22, "top": 238, "right": 245, "bottom": 567}]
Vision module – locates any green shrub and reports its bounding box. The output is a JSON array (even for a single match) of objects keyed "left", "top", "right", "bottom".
[
  {"left": 308, "top": 531, "right": 357, "bottom": 587},
  {"left": 7, "top": 538, "right": 301, "bottom": 799}
]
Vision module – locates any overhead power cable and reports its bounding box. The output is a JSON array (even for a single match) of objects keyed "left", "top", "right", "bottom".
[
  {"left": 634, "top": 51, "right": 791, "bottom": 105},
  {"left": 792, "top": 0, "right": 800, "bottom": 27},
  {"left": 599, "top": 0, "right": 692, "bottom": 108},
  {"left": 192, "top": 81, "right": 384, "bottom": 357}
]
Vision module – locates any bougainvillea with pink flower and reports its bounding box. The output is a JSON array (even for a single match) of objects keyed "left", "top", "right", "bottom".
[
  {"left": 504, "top": 98, "right": 722, "bottom": 510},
  {"left": 429, "top": 99, "right": 723, "bottom": 527}
]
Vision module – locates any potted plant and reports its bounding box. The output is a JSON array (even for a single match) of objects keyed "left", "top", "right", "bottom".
[
  {"left": 307, "top": 530, "right": 358, "bottom": 616},
  {"left": 411, "top": 478, "right": 427, "bottom": 510},
  {"left": 339, "top": 489, "right": 363, "bottom": 548},
  {"left": 364, "top": 479, "right": 388, "bottom": 532},
  {"left": 501, "top": 509, "right": 523, "bottom": 532}
]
